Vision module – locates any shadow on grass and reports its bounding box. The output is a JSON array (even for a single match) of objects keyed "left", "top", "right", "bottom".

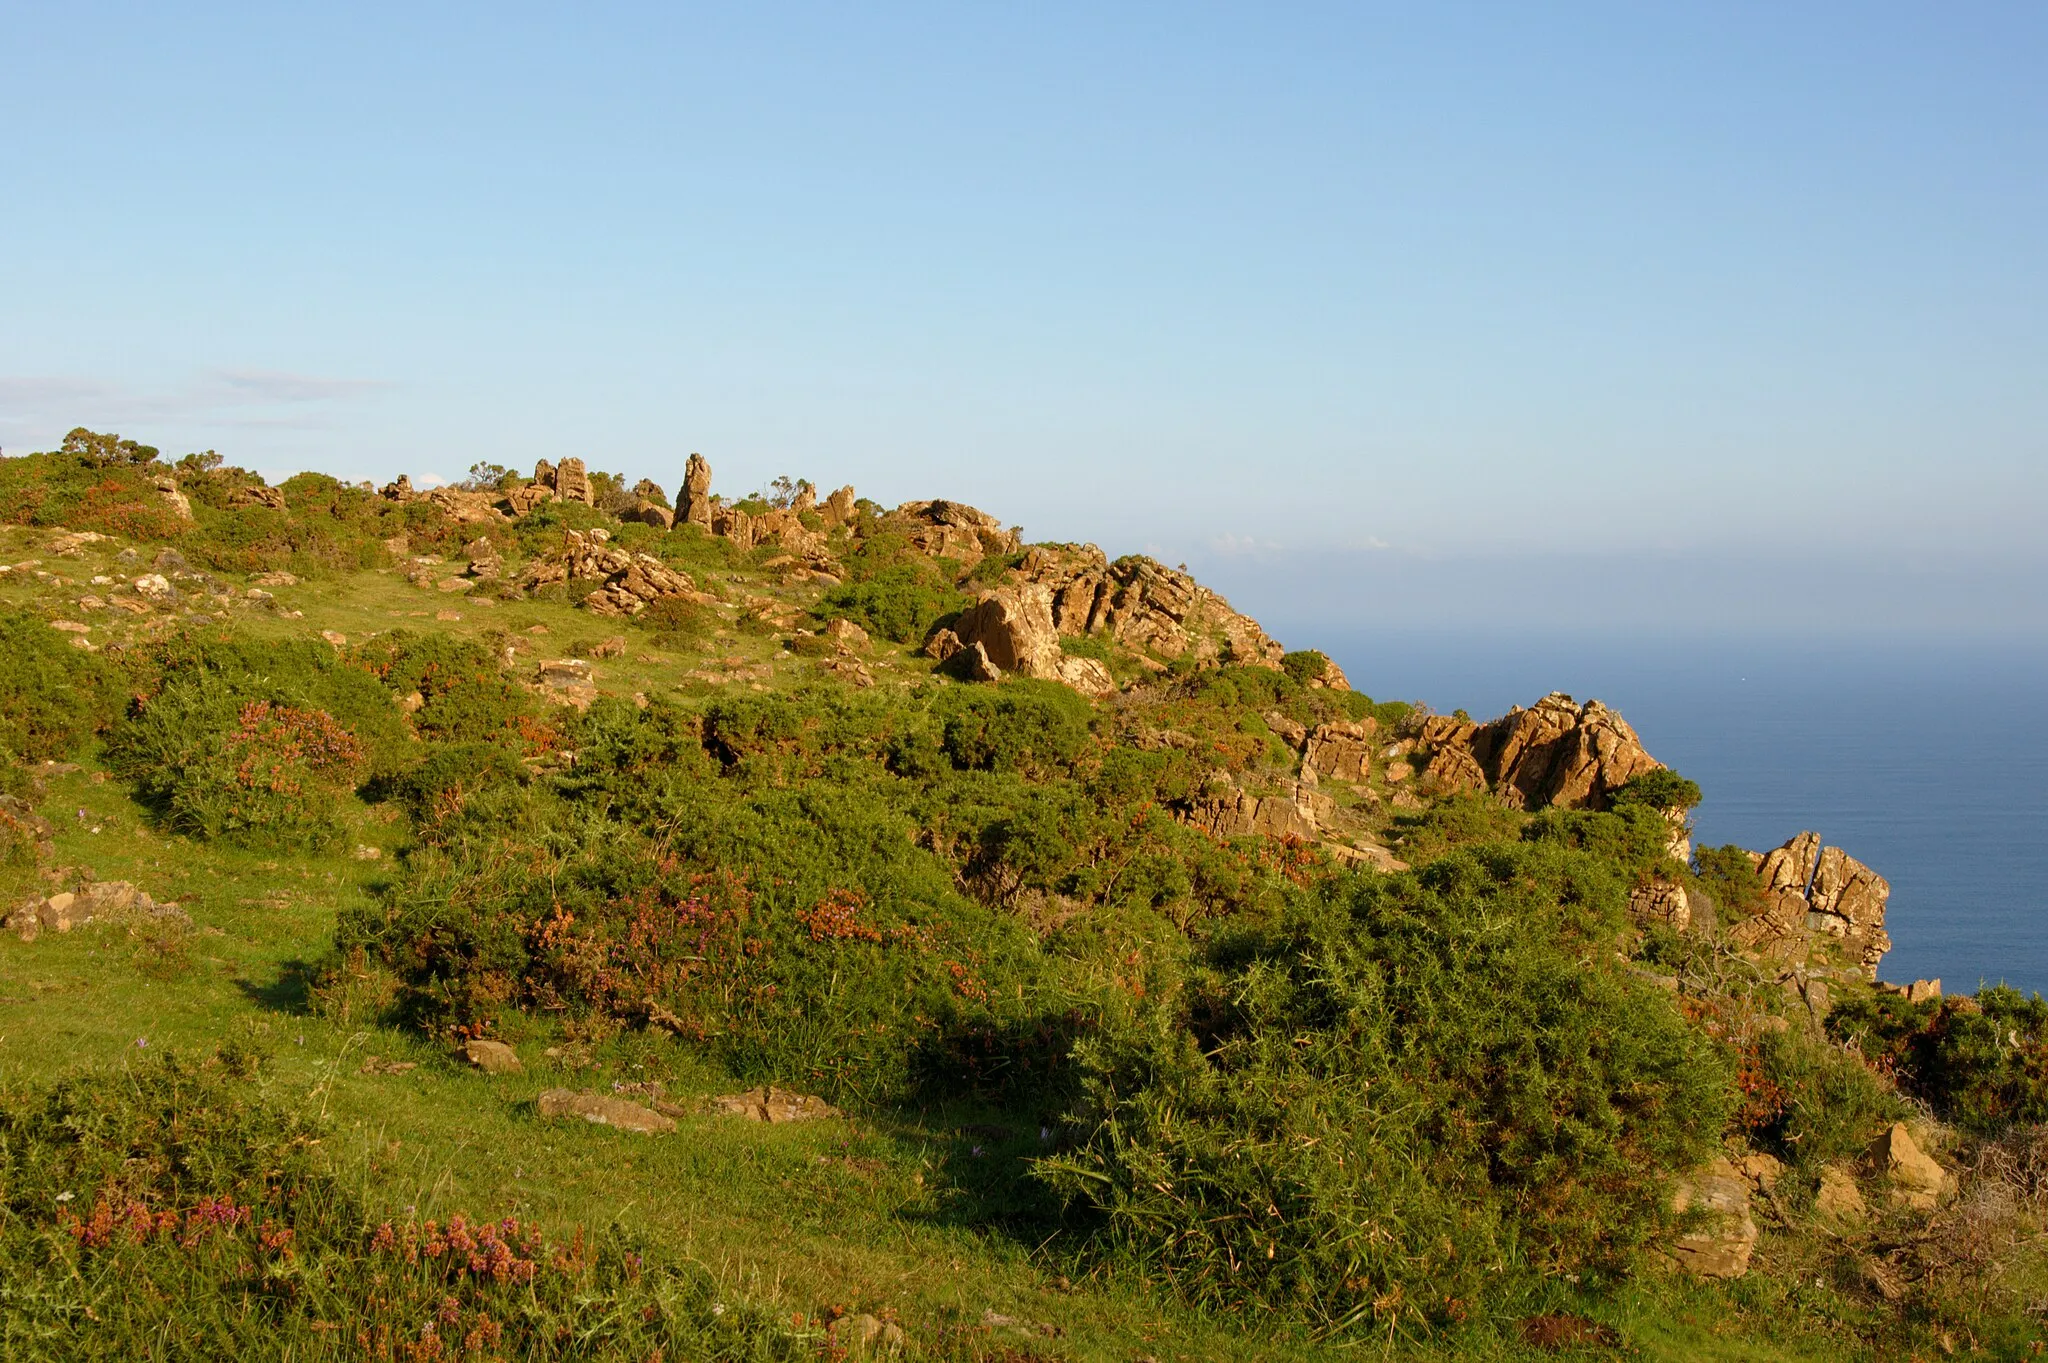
[{"left": 237, "top": 957, "right": 317, "bottom": 1014}]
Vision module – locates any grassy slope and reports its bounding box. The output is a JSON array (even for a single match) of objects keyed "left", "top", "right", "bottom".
[{"left": 0, "top": 521, "right": 1931, "bottom": 1361}]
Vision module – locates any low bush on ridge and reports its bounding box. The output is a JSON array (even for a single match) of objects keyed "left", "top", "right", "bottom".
[{"left": 0, "top": 1051, "right": 809, "bottom": 1361}]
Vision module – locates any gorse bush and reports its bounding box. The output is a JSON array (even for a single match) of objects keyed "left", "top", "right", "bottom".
[
  {"left": 1038, "top": 843, "right": 1733, "bottom": 1331},
  {"left": 0, "top": 1052, "right": 811, "bottom": 1361},
  {"left": 0, "top": 610, "right": 108, "bottom": 761},
  {"left": 1830, "top": 986, "right": 2048, "bottom": 1132}
]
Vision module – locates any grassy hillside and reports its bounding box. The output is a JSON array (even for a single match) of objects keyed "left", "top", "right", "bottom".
[{"left": 0, "top": 436, "right": 2043, "bottom": 1360}]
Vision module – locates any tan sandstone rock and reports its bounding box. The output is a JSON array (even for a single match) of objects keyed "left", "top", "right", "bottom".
[
  {"left": 679, "top": 453, "right": 714, "bottom": 527},
  {"left": 710, "top": 1086, "right": 841, "bottom": 1123},
  {"left": 1629, "top": 878, "right": 1693, "bottom": 932},
  {"left": 1667, "top": 1157, "right": 1759, "bottom": 1278},
  {"left": 1816, "top": 1165, "right": 1868, "bottom": 1224},
  {"left": 538, "top": 1088, "right": 676, "bottom": 1134},
  {"left": 953, "top": 586, "right": 1062, "bottom": 679},
  {"left": 464, "top": 1039, "right": 524, "bottom": 1074},
  {"left": 1870, "top": 1122, "right": 1947, "bottom": 1211}
]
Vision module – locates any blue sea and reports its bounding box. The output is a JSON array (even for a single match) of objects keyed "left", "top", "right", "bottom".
[{"left": 1298, "top": 628, "right": 2048, "bottom": 997}]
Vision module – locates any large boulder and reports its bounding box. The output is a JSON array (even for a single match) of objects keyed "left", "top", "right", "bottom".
[
  {"left": 1303, "top": 720, "right": 1375, "bottom": 784},
  {"left": 953, "top": 586, "right": 1061, "bottom": 679},
  {"left": 556, "top": 457, "right": 592, "bottom": 505},
  {"left": 1870, "top": 1122, "right": 1948, "bottom": 1211},
  {"left": 1666, "top": 1157, "right": 1759, "bottom": 1278}
]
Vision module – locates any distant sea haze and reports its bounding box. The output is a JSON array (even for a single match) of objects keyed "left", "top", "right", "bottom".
[{"left": 1298, "top": 627, "right": 2048, "bottom": 998}]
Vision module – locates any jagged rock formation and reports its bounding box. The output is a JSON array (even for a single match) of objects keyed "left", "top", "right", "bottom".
[
  {"left": 1630, "top": 878, "right": 1693, "bottom": 931},
  {"left": 516, "top": 529, "right": 713, "bottom": 618},
  {"left": 227, "top": 485, "right": 287, "bottom": 511},
  {"left": 678, "top": 453, "right": 714, "bottom": 528},
  {"left": 7, "top": 880, "right": 190, "bottom": 942},
  {"left": 1726, "top": 832, "right": 1892, "bottom": 978},
  {"left": 1183, "top": 780, "right": 1333, "bottom": 842},
  {"left": 1000, "top": 543, "right": 1284, "bottom": 669},
  {"left": 1417, "top": 693, "right": 1661, "bottom": 809},
  {"left": 885, "top": 499, "right": 1019, "bottom": 562},
  {"left": 948, "top": 585, "right": 1118, "bottom": 695},
  {"left": 821, "top": 485, "right": 857, "bottom": 527},
  {"left": 1302, "top": 719, "right": 1376, "bottom": 785},
  {"left": 1665, "top": 1157, "right": 1759, "bottom": 1278},
  {"left": 555, "top": 457, "right": 591, "bottom": 505}
]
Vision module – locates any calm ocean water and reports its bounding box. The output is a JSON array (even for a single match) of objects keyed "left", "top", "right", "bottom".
[{"left": 1293, "top": 628, "right": 2048, "bottom": 997}]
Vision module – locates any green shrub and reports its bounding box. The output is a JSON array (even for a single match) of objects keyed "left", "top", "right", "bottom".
[
  {"left": 0, "top": 1051, "right": 809, "bottom": 1360},
  {"left": 1694, "top": 844, "right": 1769, "bottom": 917},
  {"left": 0, "top": 611, "right": 108, "bottom": 760},
  {"left": 1829, "top": 986, "right": 2048, "bottom": 1132},
  {"left": 1279, "top": 649, "right": 1330, "bottom": 684},
  {"left": 936, "top": 680, "right": 1093, "bottom": 777},
  {"left": 349, "top": 632, "right": 537, "bottom": 744},
  {"left": 817, "top": 566, "right": 963, "bottom": 644},
  {"left": 1039, "top": 843, "right": 1731, "bottom": 1330},
  {"left": 1611, "top": 767, "right": 1703, "bottom": 811}
]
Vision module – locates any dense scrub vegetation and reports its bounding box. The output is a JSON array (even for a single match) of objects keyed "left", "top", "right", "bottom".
[{"left": 5, "top": 432, "right": 2048, "bottom": 1356}]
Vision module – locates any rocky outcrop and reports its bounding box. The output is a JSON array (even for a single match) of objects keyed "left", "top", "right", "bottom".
[
  {"left": 1629, "top": 878, "right": 1693, "bottom": 932},
  {"left": 424, "top": 487, "right": 509, "bottom": 525},
  {"left": 1416, "top": 694, "right": 1661, "bottom": 810},
  {"left": 1302, "top": 720, "right": 1375, "bottom": 785},
  {"left": 228, "top": 485, "right": 288, "bottom": 511},
  {"left": 1005, "top": 544, "right": 1284, "bottom": 670},
  {"left": 1727, "top": 832, "right": 1892, "bottom": 978},
  {"left": 516, "top": 530, "right": 713, "bottom": 619},
  {"left": 888, "top": 499, "right": 1019, "bottom": 563},
  {"left": 821, "top": 484, "right": 857, "bottom": 527},
  {"left": 1182, "top": 780, "right": 1334, "bottom": 842},
  {"left": 954, "top": 586, "right": 1061, "bottom": 678},
  {"left": 678, "top": 453, "right": 714, "bottom": 528},
  {"left": 555, "top": 457, "right": 592, "bottom": 506},
  {"left": 152, "top": 475, "right": 194, "bottom": 521}
]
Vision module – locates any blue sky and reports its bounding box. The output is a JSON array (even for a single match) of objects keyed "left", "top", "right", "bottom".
[{"left": 4, "top": 3, "right": 2043, "bottom": 632}]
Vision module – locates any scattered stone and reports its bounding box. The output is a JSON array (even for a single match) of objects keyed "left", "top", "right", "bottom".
[
  {"left": 321, "top": 630, "right": 348, "bottom": 649},
  {"left": 435, "top": 610, "right": 462, "bottom": 622},
  {"left": 839, "top": 1314, "right": 907, "bottom": 1355},
  {"left": 353, "top": 845, "right": 382, "bottom": 861},
  {"left": 1816, "top": 1164, "right": 1868, "bottom": 1224},
  {"left": 1870, "top": 1122, "right": 1947, "bottom": 1211},
  {"left": 464, "top": 1039, "right": 524, "bottom": 1074},
  {"left": 1666, "top": 1157, "right": 1758, "bottom": 1278},
  {"left": 252, "top": 571, "right": 298, "bottom": 587},
  {"left": 1735, "top": 1151, "right": 1784, "bottom": 1192},
  {"left": 359, "top": 1056, "right": 418, "bottom": 1076},
  {"left": 6, "top": 881, "right": 190, "bottom": 941},
  {"left": 436, "top": 576, "right": 474, "bottom": 593},
  {"left": 922, "top": 628, "right": 963, "bottom": 663},
  {"left": 709, "top": 1086, "right": 841, "bottom": 1123},
  {"left": 1907, "top": 978, "right": 1942, "bottom": 1003},
  {"left": 822, "top": 617, "right": 871, "bottom": 653},
  {"left": 535, "top": 659, "right": 599, "bottom": 710},
  {"left": 537, "top": 1088, "right": 676, "bottom": 1134},
  {"left": 588, "top": 635, "right": 626, "bottom": 659},
  {"left": 49, "top": 620, "right": 90, "bottom": 634},
  {"left": 132, "top": 573, "right": 175, "bottom": 602}
]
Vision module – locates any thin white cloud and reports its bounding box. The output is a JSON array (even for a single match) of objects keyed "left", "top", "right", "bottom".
[{"left": 211, "top": 370, "right": 393, "bottom": 404}]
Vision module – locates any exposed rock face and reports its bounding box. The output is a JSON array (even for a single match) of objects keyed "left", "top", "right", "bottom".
[
  {"left": 517, "top": 530, "right": 712, "bottom": 618},
  {"left": 1666, "top": 1157, "right": 1759, "bottom": 1278},
  {"left": 1728, "top": 832, "right": 1892, "bottom": 978},
  {"left": 1416, "top": 694, "right": 1660, "bottom": 810},
  {"left": 534, "top": 659, "right": 599, "bottom": 710},
  {"left": 888, "top": 499, "right": 1019, "bottom": 563},
  {"left": 424, "top": 487, "right": 509, "bottom": 525},
  {"left": 954, "top": 586, "right": 1061, "bottom": 678},
  {"left": 555, "top": 457, "right": 592, "bottom": 505},
  {"left": 923, "top": 628, "right": 964, "bottom": 663},
  {"left": 1629, "top": 878, "right": 1693, "bottom": 932},
  {"left": 505, "top": 483, "right": 554, "bottom": 516},
  {"left": 1182, "top": 780, "right": 1334, "bottom": 842},
  {"left": 153, "top": 476, "right": 194, "bottom": 521},
  {"left": 1055, "top": 656, "right": 1117, "bottom": 698},
  {"left": 381, "top": 475, "right": 417, "bottom": 502},
  {"left": 538, "top": 1088, "right": 676, "bottom": 1134},
  {"left": 821, "top": 484, "right": 857, "bottom": 527},
  {"left": 1007, "top": 544, "right": 1285, "bottom": 670},
  {"left": 1303, "top": 720, "right": 1375, "bottom": 784},
  {"left": 228, "top": 485, "right": 288, "bottom": 511},
  {"left": 821, "top": 618, "right": 871, "bottom": 653},
  {"left": 1816, "top": 1165, "right": 1868, "bottom": 1223},
  {"left": 679, "top": 453, "right": 714, "bottom": 527}
]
